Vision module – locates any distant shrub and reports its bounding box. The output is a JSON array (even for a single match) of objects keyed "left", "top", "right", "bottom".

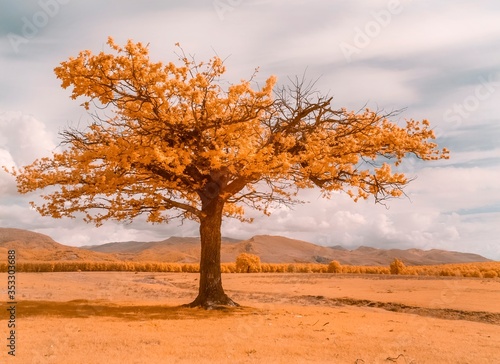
[
  {"left": 221, "top": 263, "right": 236, "bottom": 273},
  {"left": 438, "top": 268, "right": 458, "bottom": 277},
  {"left": 275, "top": 264, "right": 286, "bottom": 273},
  {"left": 390, "top": 258, "right": 406, "bottom": 275},
  {"left": 296, "top": 264, "right": 313, "bottom": 273},
  {"left": 259, "top": 263, "right": 274, "bottom": 273},
  {"left": 483, "top": 270, "right": 498, "bottom": 278},
  {"left": 4, "top": 259, "right": 499, "bottom": 277},
  {"left": 235, "top": 253, "right": 261, "bottom": 273},
  {"left": 316, "top": 264, "right": 328, "bottom": 273},
  {"left": 328, "top": 260, "right": 342, "bottom": 273},
  {"left": 181, "top": 264, "right": 199, "bottom": 273}
]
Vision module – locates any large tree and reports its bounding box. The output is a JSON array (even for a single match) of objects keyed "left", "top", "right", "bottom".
[{"left": 9, "top": 38, "right": 448, "bottom": 308}]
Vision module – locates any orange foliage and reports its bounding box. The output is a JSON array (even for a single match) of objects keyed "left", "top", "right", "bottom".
[
  {"left": 1, "top": 261, "right": 498, "bottom": 278},
  {"left": 390, "top": 258, "right": 407, "bottom": 275},
  {"left": 328, "top": 260, "right": 342, "bottom": 273},
  {"left": 235, "top": 253, "right": 261, "bottom": 272},
  {"left": 4, "top": 39, "right": 449, "bottom": 306},
  {"left": 7, "top": 37, "right": 448, "bottom": 225}
]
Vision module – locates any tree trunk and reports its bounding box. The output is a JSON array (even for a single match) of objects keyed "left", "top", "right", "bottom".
[{"left": 185, "top": 198, "right": 238, "bottom": 309}]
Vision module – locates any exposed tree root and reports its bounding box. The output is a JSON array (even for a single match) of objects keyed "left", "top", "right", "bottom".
[{"left": 183, "top": 294, "right": 240, "bottom": 310}]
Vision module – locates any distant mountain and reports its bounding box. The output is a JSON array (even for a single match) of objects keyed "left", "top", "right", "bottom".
[
  {"left": 323, "top": 245, "right": 491, "bottom": 266},
  {"left": 84, "top": 234, "right": 491, "bottom": 265},
  {"left": 84, "top": 236, "right": 240, "bottom": 263},
  {"left": 329, "top": 245, "right": 348, "bottom": 251},
  {"left": 220, "top": 235, "right": 336, "bottom": 263},
  {"left": 1, "top": 228, "right": 492, "bottom": 265},
  {"left": 225, "top": 236, "right": 490, "bottom": 265},
  {"left": 0, "top": 228, "right": 117, "bottom": 262}
]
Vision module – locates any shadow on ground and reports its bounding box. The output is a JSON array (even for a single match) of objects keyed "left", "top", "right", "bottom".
[
  {"left": 9, "top": 300, "right": 256, "bottom": 320},
  {"left": 6, "top": 295, "right": 500, "bottom": 325}
]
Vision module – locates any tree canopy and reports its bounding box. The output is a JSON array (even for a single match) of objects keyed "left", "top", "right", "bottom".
[
  {"left": 12, "top": 38, "right": 447, "bottom": 224},
  {"left": 8, "top": 38, "right": 449, "bottom": 307}
]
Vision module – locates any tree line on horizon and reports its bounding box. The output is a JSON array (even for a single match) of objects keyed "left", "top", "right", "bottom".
[{"left": 1, "top": 255, "right": 499, "bottom": 278}]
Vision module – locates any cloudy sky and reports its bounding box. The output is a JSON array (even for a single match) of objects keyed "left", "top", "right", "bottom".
[{"left": 1, "top": 0, "right": 499, "bottom": 259}]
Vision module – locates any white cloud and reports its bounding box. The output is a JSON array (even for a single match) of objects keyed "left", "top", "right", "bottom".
[
  {"left": 0, "top": 111, "right": 57, "bottom": 198},
  {"left": 0, "top": 111, "right": 56, "bottom": 166},
  {"left": 338, "top": 2, "right": 500, "bottom": 63},
  {"left": 408, "top": 166, "right": 500, "bottom": 212},
  {"left": 321, "top": 66, "right": 419, "bottom": 109},
  {"left": 222, "top": 162, "right": 500, "bottom": 259},
  {"left": 0, "top": 1, "right": 499, "bottom": 260},
  {"left": 37, "top": 219, "right": 200, "bottom": 247},
  {"left": 0, "top": 149, "right": 15, "bottom": 170}
]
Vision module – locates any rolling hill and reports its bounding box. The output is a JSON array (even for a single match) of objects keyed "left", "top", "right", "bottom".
[
  {"left": 0, "top": 228, "right": 117, "bottom": 262},
  {"left": 83, "top": 234, "right": 490, "bottom": 265},
  {"left": 84, "top": 236, "right": 239, "bottom": 263},
  {"left": 1, "top": 228, "right": 491, "bottom": 265},
  {"left": 224, "top": 235, "right": 491, "bottom": 265}
]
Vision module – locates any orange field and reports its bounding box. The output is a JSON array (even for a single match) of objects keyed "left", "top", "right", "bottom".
[{"left": 1, "top": 272, "right": 499, "bottom": 363}]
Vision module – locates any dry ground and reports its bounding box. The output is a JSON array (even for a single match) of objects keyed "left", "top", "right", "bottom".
[{"left": 1, "top": 272, "right": 499, "bottom": 363}]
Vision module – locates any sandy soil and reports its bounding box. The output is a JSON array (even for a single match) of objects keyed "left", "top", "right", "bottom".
[{"left": 1, "top": 272, "right": 499, "bottom": 363}]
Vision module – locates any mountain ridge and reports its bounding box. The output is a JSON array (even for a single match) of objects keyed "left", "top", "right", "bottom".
[
  {"left": 0, "top": 228, "right": 492, "bottom": 265},
  {"left": 0, "top": 227, "right": 118, "bottom": 262}
]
